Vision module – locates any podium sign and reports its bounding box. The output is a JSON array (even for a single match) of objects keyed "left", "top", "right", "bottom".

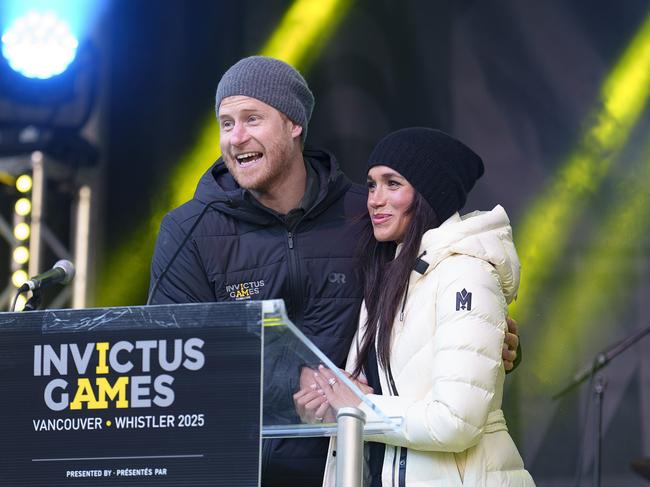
[{"left": 0, "top": 303, "right": 262, "bottom": 486}]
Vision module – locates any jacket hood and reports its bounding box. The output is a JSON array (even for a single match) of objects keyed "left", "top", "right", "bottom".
[
  {"left": 193, "top": 148, "right": 351, "bottom": 224},
  {"left": 417, "top": 205, "right": 520, "bottom": 302}
]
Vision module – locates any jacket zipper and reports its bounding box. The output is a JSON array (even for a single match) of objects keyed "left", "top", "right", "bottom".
[
  {"left": 385, "top": 363, "right": 406, "bottom": 487},
  {"left": 391, "top": 252, "right": 430, "bottom": 486},
  {"left": 398, "top": 449, "right": 407, "bottom": 487},
  {"left": 259, "top": 230, "right": 302, "bottom": 475},
  {"left": 261, "top": 438, "right": 272, "bottom": 478},
  {"left": 286, "top": 230, "right": 305, "bottom": 325},
  {"left": 399, "top": 251, "right": 428, "bottom": 321}
]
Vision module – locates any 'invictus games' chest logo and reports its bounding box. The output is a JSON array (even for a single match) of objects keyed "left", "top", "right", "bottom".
[
  {"left": 456, "top": 289, "right": 472, "bottom": 311},
  {"left": 225, "top": 280, "right": 265, "bottom": 300}
]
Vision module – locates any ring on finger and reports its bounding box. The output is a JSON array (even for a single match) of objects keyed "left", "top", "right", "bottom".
[
  {"left": 315, "top": 416, "right": 324, "bottom": 422},
  {"left": 327, "top": 377, "right": 337, "bottom": 386}
]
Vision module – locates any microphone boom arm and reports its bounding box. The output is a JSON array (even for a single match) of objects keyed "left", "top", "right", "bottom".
[{"left": 552, "top": 323, "right": 650, "bottom": 400}]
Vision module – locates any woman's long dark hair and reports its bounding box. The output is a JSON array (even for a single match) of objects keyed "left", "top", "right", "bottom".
[{"left": 352, "top": 191, "right": 440, "bottom": 377}]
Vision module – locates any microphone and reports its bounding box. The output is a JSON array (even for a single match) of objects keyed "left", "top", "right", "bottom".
[{"left": 18, "top": 259, "right": 75, "bottom": 293}]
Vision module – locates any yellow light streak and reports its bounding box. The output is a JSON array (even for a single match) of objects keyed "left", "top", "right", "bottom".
[
  {"left": 530, "top": 148, "right": 650, "bottom": 387},
  {"left": 510, "top": 13, "right": 650, "bottom": 323}
]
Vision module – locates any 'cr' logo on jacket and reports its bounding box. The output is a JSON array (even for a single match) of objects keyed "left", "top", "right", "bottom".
[{"left": 328, "top": 272, "right": 346, "bottom": 284}]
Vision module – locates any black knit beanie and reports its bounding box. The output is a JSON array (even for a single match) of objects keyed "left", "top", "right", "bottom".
[
  {"left": 215, "top": 56, "right": 314, "bottom": 143},
  {"left": 367, "top": 127, "right": 485, "bottom": 223}
]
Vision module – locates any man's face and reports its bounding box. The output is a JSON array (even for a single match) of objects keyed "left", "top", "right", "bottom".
[{"left": 219, "top": 95, "right": 303, "bottom": 192}]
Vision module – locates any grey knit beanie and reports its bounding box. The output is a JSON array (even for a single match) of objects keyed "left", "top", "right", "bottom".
[
  {"left": 367, "top": 127, "right": 484, "bottom": 223},
  {"left": 215, "top": 56, "right": 314, "bottom": 143}
]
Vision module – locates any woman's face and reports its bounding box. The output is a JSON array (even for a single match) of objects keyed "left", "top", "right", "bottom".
[{"left": 367, "top": 165, "right": 415, "bottom": 243}]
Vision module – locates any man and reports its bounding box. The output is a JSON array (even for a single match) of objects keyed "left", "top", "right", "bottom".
[{"left": 149, "top": 56, "right": 519, "bottom": 486}]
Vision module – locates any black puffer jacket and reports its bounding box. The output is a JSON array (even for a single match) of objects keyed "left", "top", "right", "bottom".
[{"left": 149, "top": 148, "right": 367, "bottom": 486}]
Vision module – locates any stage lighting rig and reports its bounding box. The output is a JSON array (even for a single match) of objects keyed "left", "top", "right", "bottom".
[
  {"left": 0, "top": 3, "right": 104, "bottom": 310},
  {"left": 1, "top": 10, "right": 79, "bottom": 80},
  {"left": 0, "top": 8, "right": 99, "bottom": 135}
]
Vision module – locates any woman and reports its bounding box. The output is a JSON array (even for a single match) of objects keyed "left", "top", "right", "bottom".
[{"left": 313, "top": 128, "right": 534, "bottom": 486}]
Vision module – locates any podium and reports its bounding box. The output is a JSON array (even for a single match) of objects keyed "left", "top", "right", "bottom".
[{"left": 0, "top": 300, "right": 400, "bottom": 486}]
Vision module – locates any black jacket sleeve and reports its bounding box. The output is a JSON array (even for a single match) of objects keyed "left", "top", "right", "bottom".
[{"left": 148, "top": 213, "right": 215, "bottom": 304}]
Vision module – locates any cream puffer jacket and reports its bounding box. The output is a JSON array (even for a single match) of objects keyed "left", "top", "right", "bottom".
[{"left": 323, "top": 205, "right": 535, "bottom": 486}]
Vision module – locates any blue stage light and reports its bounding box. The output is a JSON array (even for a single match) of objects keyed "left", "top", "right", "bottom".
[{"left": 1, "top": 10, "right": 79, "bottom": 79}]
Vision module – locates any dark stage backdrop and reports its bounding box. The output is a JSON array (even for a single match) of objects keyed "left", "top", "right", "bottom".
[{"left": 103, "top": 1, "right": 650, "bottom": 485}]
